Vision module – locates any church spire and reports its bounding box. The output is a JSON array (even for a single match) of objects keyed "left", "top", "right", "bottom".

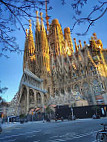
[
  {"left": 64, "top": 27, "right": 74, "bottom": 56},
  {"left": 79, "top": 40, "right": 82, "bottom": 49},
  {"left": 36, "top": 11, "right": 40, "bottom": 31},
  {"left": 23, "top": 20, "right": 36, "bottom": 73},
  {"left": 73, "top": 38, "right": 78, "bottom": 52},
  {"left": 23, "top": 29, "right": 28, "bottom": 71},
  {"left": 28, "top": 20, "right": 35, "bottom": 57},
  {"left": 40, "top": 12, "right": 45, "bottom": 31}
]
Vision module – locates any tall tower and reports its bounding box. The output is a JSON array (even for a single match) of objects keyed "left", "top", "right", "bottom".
[
  {"left": 23, "top": 20, "right": 36, "bottom": 73},
  {"left": 35, "top": 11, "right": 52, "bottom": 98},
  {"left": 64, "top": 27, "right": 74, "bottom": 56},
  {"left": 40, "top": 12, "right": 50, "bottom": 74},
  {"left": 48, "top": 19, "right": 65, "bottom": 56}
]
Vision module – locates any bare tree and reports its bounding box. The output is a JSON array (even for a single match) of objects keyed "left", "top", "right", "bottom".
[
  {"left": 0, "top": 0, "right": 107, "bottom": 57},
  {"left": 0, "top": 0, "right": 52, "bottom": 57},
  {"left": 0, "top": 81, "right": 8, "bottom": 106},
  {"left": 62, "top": 0, "right": 107, "bottom": 35}
]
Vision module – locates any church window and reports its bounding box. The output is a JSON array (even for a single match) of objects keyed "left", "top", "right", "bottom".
[
  {"left": 61, "top": 89, "right": 65, "bottom": 94},
  {"left": 90, "top": 66, "right": 93, "bottom": 70},
  {"left": 37, "top": 93, "right": 41, "bottom": 104},
  {"left": 74, "top": 84, "right": 79, "bottom": 90},
  {"left": 73, "top": 73, "right": 76, "bottom": 77},
  {"left": 48, "top": 87, "right": 50, "bottom": 95},
  {"left": 67, "top": 87, "right": 71, "bottom": 93},
  {"left": 29, "top": 89, "right": 34, "bottom": 104},
  {"left": 81, "top": 70, "right": 84, "bottom": 74},
  {"left": 93, "top": 70, "right": 97, "bottom": 75},
  {"left": 76, "top": 70, "right": 79, "bottom": 74},
  {"left": 101, "top": 83, "right": 104, "bottom": 89},
  {"left": 44, "top": 94, "right": 47, "bottom": 104},
  {"left": 64, "top": 58, "right": 67, "bottom": 63},
  {"left": 56, "top": 90, "right": 59, "bottom": 96},
  {"left": 45, "top": 79, "right": 47, "bottom": 84}
]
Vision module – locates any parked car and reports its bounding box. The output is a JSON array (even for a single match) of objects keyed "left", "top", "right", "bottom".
[{"left": 55, "top": 116, "right": 63, "bottom": 122}]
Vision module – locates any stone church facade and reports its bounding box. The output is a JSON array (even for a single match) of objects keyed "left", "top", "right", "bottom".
[{"left": 17, "top": 11, "right": 107, "bottom": 115}]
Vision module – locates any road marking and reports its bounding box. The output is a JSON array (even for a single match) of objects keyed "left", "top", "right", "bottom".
[
  {"left": 49, "top": 130, "right": 98, "bottom": 142},
  {"left": 6, "top": 139, "right": 16, "bottom": 142},
  {"left": 0, "top": 130, "right": 41, "bottom": 140},
  {"left": 49, "top": 140, "right": 65, "bottom": 142},
  {"left": 26, "top": 134, "right": 36, "bottom": 138},
  {"left": 50, "top": 136, "right": 58, "bottom": 139},
  {"left": 54, "top": 139, "right": 66, "bottom": 141}
]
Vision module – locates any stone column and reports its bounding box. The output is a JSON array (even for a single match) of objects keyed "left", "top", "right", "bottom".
[
  {"left": 41, "top": 93, "right": 44, "bottom": 112},
  {"left": 34, "top": 90, "right": 37, "bottom": 107},
  {"left": 89, "top": 83, "right": 96, "bottom": 105},
  {"left": 18, "top": 86, "right": 24, "bottom": 115},
  {"left": 26, "top": 87, "right": 29, "bottom": 114}
]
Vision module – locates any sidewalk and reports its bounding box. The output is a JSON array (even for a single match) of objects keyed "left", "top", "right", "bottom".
[
  {"left": 1, "top": 120, "right": 45, "bottom": 129},
  {"left": 1, "top": 117, "right": 107, "bottom": 129},
  {"left": 1, "top": 122, "right": 20, "bottom": 129}
]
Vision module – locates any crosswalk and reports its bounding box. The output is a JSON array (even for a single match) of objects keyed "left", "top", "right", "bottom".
[{"left": 48, "top": 131, "right": 98, "bottom": 142}]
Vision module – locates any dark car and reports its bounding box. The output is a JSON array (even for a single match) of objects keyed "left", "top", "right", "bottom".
[{"left": 55, "top": 116, "right": 63, "bottom": 121}]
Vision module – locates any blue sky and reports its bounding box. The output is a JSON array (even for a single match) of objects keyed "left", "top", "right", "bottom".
[{"left": 0, "top": 0, "right": 107, "bottom": 102}]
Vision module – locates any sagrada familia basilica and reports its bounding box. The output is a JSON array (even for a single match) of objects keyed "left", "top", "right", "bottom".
[{"left": 11, "top": 11, "right": 107, "bottom": 115}]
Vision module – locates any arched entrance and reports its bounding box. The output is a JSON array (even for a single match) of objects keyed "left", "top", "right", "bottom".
[
  {"left": 37, "top": 92, "right": 41, "bottom": 105},
  {"left": 20, "top": 86, "right": 27, "bottom": 115},
  {"left": 29, "top": 89, "right": 34, "bottom": 104}
]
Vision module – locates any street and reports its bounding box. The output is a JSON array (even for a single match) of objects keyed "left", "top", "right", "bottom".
[{"left": 0, "top": 118, "right": 107, "bottom": 142}]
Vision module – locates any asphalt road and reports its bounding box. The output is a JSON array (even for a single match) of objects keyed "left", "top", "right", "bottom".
[{"left": 0, "top": 118, "right": 107, "bottom": 142}]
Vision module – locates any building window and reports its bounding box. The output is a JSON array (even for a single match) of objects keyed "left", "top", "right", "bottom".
[
  {"left": 48, "top": 87, "right": 50, "bottom": 95},
  {"left": 67, "top": 87, "right": 71, "bottom": 93},
  {"left": 61, "top": 89, "right": 64, "bottom": 94},
  {"left": 90, "top": 66, "right": 93, "bottom": 70},
  {"left": 37, "top": 93, "right": 41, "bottom": 104},
  {"left": 44, "top": 94, "right": 47, "bottom": 104}
]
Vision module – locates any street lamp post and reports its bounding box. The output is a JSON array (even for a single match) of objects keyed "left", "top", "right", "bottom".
[{"left": 71, "top": 107, "right": 74, "bottom": 120}]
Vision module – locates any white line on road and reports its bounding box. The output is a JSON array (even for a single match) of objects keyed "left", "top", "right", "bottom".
[
  {"left": 0, "top": 130, "right": 41, "bottom": 140},
  {"left": 50, "top": 136, "right": 59, "bottom": 139},
  {"left": 49, "top": 130, "right": 98, "bottom": 142},
  {"left": 26, "top": 134, "right": 36, "bottom": 138},
  {"left": 6, "top": 139, "right": 16, "bottom": 142},
  {"left": 49, "top": 140, "right": 66, "bottom": 142}
]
